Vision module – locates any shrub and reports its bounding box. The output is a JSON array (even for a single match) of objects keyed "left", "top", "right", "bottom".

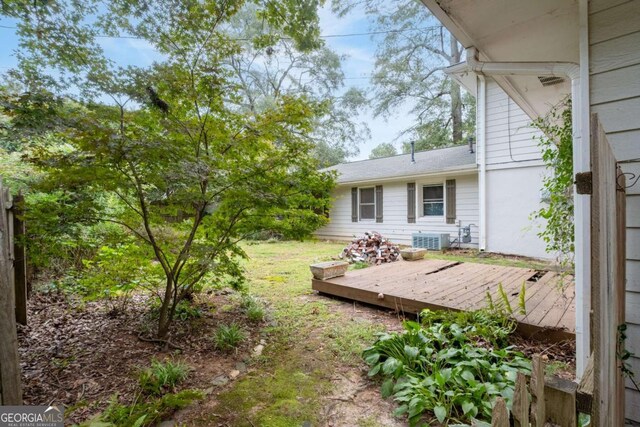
[
  {"left": 364, "top": 314, "right": 530, "bottom": 426},
  {"left": 213, "top": 323, "right": 246, "bottom": 351},
  {"left": 138, "top": 359, "right": 190, "bottom": 396}
]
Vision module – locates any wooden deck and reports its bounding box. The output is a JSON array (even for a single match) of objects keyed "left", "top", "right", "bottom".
[{"left": 312, "top": 258, "right": 575, "bottom": 341}]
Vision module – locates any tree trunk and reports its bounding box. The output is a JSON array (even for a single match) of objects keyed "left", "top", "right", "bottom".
[
  {"left": 449, "top": 35, "right": 463, "bottom": 143},
  {"left": 157, "top": 276, "right": 174, "bottom": 339}
]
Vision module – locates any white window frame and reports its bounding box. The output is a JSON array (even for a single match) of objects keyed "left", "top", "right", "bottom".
[
  {"left": 358, "top": 186, "right": 376, "bottom": 221},
  {"left": 421, "top": 183, "right": 445, "bottom": 219}
]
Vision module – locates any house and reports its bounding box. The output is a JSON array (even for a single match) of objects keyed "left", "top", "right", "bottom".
[
  {"left": 416, "top": 0, "right": 639, "bottom": 423},
  {"left": 316, "top": 82, "right": 550, "bottom": 260}
]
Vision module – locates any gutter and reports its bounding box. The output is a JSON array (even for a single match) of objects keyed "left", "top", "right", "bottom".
[
  {"left": 335, "top": 167, "right": 478, "bottom": 186},
  {"left": 465, "top": 47, "right": 590, "bottom": 377}
]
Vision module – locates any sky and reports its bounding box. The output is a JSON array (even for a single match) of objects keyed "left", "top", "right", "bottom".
[{"left": 0, "top": 4, "right": 414, "bottom": 161}]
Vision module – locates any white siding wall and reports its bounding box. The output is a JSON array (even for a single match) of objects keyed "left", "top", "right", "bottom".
[
  {"left": 484, "top": 80, "right": 550, "bottom": 259},
  {"left": 485, "top": 80, "right": 544, "bottom": 167},
  {"left": 316, "top": 173, "right": 479, "bottom": 246},
  {"left": 485, "top": 167, "right": 548, "bottom": 259},
  {"left": 589, "top": 1, "right": 640, "bottom": 420}
]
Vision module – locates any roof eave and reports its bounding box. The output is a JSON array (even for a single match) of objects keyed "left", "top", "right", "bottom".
[{"left": 335, "top": 165, "right": 478, "bottom": 186}]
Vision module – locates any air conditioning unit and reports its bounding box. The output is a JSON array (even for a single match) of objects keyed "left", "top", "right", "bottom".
[{"left": 412, "top": 233, "right": 450, "bottom": 250}]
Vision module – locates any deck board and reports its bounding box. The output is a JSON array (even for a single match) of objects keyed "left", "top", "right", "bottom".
[{"left": 312, "top": 258, "right": 575, "bottom": 342}]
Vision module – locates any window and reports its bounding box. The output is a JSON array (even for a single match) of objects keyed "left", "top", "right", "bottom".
[
  {"left": 423, "top": 185, "right": 444, "bottom": 216},
  {"left": 359, "top": 187, "right": 375, "bottom": 220}
]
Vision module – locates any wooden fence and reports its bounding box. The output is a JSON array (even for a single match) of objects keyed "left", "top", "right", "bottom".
[
  {"left": 0, "top": 180, "right": 25, "bottom": 404},
  {"left": 589, "top": 115, "right": 626, "bottom": 425},
  {"left": 492, "top": 116, "right": 628, "bottom": 426},
  {"left": 491, "top": 355, "right": 589, "bottom": 427}
]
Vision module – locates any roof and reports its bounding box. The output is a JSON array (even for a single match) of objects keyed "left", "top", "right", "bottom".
[
  {"left": 327, "top": 145, "right": 477, "bottom": 184},
  {"left": 420, "top": 0, "right": 576, "bottom": 120}
]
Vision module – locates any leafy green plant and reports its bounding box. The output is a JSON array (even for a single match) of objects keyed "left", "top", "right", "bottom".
[
  {"left": 213, "top": 323, "right": 246, "bottom": 351},
  {"left": 531, "top": 99, "right": 574, "bottom": 269},
  {"left": 618, "top": 323, "right": 640, "bottom": 393},
  {"left": 419, "top": 308, "right": 515, "bottom": 347},
  {"left": 364, "top": 315, "right": 530, "bottom": 425},
  {"left": 79, "top": 243, "right": 163, "bottom": 313},
  {"left": 485, "top": 282, "right": 527, "bottom": 318},
  {"left": 138, "top": 360, "right": 190, "bottom": 396}
]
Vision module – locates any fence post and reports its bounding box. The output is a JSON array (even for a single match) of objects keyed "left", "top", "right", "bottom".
[
  {"left": 491, "top": 397, "right": 509, "bottom": 427},
  {"left": 513, "top": 371, "right": 530, "bottom": 427},
  {"left": 530, "top": 354, "right": 545, "bottom": 426},
  {"left": 13, "top": 193, "right": 27, "bottom": 326},
  {"left": 0, "top": 182, "right": 23, "bottom": 404}
]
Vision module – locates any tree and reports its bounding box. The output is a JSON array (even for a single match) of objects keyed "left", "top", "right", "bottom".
[
  {"left": 3, "top": 0, "right": 335, "bottom": 339},
  {"left": 224, "top": 4, "right": 369, "bottom": 166},
  {"left": 369, "top": 142, "right": 397, "bottom": 159},
  {"left": 333, "top": 0, "right": 475, "bottom": 149}
]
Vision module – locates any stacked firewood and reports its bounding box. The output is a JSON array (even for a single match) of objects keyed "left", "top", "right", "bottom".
[{"left": 339, "top": 232, "right": 401, "bottom": 265}]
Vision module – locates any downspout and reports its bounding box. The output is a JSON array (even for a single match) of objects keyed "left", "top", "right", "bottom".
[
  {"left": 477, "top": 75, "right": 487, "bottom": 252},
  {"left": 466, "top": 47, "right": 590, "bottom": 377}
]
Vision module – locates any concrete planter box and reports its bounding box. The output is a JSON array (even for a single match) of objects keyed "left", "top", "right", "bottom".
[
  {"left": 400, "top": 248, "right": 427, "bottom": 261},
  {"left": 310, "top": 261, "right": 349, "bottom": 280}
]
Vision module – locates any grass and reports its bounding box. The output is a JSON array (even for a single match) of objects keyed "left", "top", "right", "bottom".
[
  {"left": 198, "top": 240, "right": 386, "bottom": 426},
  {"left": 198, "top": 240, "right": 549, "bottom": 426},
  {"left": 212, "top": 323, "right": 246, "bottom": 351},
  {"left": 139, "top": 359, "right": 190, "bottom": 396}
]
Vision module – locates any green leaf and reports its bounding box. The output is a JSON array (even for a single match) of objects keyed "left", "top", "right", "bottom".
[
  {"left": 381, "top": 378, "right": 394, "bottom": 398},
  {"left": 382, "top": 357, "right": 402, "bottom": 375},
  {"left": 364, "top": 352, "right": 380, "bottom": 365},
  {"left": 461, "top": 400, "right": 476, "bottom": 415},
  {"left": 434, "top": 405, "right": 447, "bottom": 423},
  {"left": 404, "top": 345, "right": 419, "bottom": 360},
  {"left": 393, "top": 404, "right": 408, "bottom": 417},
  {"left": 132, "top": 415, "right": 147, "bottom": 427},
  {"left": 461, "top": 370, "right": 475, "bottom": 382},
  {"left": 368, "top": 363, "right": 381, "bottom": 377}
]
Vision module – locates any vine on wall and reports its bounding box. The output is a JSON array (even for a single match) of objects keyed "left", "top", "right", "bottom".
[{"left": 531, "top": 99, "right": 574, "bottom": 269}]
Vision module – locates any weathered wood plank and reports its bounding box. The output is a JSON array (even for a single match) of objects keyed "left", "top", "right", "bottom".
[
  {"left": 530, "top": 355, "right": 545, "bottom": 426},
  {"left": 616, "top": 167, "right": 627, "bottom": 421},
  {"left": 576, "top": 354, "right": 594, "bottom": 414},
  {"left": 0, "top": 182, "right": 22, "bottom": 404},
  {"left": 491, "top": 397, "right": 509, "bottom": 427},
  {"left": 544, "top": 375, "right": 577, "bottom": 426},
  {"left": 590, "top": 114, "right": 626, "bottom": 426},
  {"left": 512, "top": 372, "right": 529, "bottom": 427},
  {"left": 314, "top": 259, "right": 575, "bottom": 339}
]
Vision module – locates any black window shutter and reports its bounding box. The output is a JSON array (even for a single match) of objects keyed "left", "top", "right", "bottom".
[
  {"left": 375, "top": 185, "right": 383, "bottom": 223},
  {"left": 446, "top": 179, "right": 456, "bottom": 224},
  {"left": 407, "top": 182, "right": 416, "bottom": 223},
  {"left": 351, "top": 187, "right": 358, "bottom": 222}
]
